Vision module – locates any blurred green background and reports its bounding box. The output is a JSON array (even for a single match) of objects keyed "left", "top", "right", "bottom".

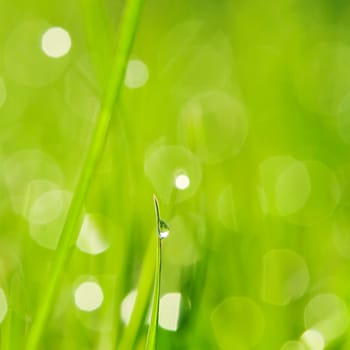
[{"left": 1, "top": 0, "right": 350, "bottom": 349}]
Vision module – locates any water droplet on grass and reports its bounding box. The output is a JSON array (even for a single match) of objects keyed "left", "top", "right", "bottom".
[{"left": 159, "top": 219, "right": 170, "bottom": 239}]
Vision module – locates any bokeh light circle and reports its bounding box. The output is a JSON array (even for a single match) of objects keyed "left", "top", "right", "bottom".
[
  {"left": 76, "top": 214, "right": 111, "bottom": 255},
  {"left": 144, "top": 145, "right": 201, "bottom": 204},
  {"left": 120, "top": 289, "right": 138, "bottom": 325},
  {"left": 4, "top": 21, "right": 70, "bottom": 86},
  {"left": 178, "top": 91, "right": 248, "bottom": 164},
  {"left": 0, "top": 77, "right": 7, "bottom": 107},
  {"left": 217, "top": 185, "right": 238, "bottom": 231},
  {"left": 211, "top": 297, "right": 265, "bottom": 349},
  {"left": 174, "top": 173, "right": 190, "bottom": 190},
  {"left": 74, "top": 281, "right": 104, "bottom": 312},
  {"left": 163, "top": 214, "right": 202, "bottom": 266},
  {"left": 275, "top": 161, "right": 311, "bottom": 216},
  {"left": 301, "top": 329, "right": 325, "bottom": 350},
  {"left": 304, "top": 294, "right": 349, "bottom": 342},
  {"left": 332, "top": 209, "right": 350, "bottom": 258},
  {"left": 259, "top": 156, "right": 340, "bottom": 225},
  {"left": 41, "top": 27, "right": 71, "bottom": 58},
  {"left": 125, "top": 59, "right": 149, "bottom": 88},
  {"left": 29, "top": 190, "right": 72, "bottom": 250},
  {"left": 2, "top": 149, "right": 64, "bottom": 218},
  {"left": 159, "top": 293, "right": 182, "bottom": 331},
  {"left": 0, "top": 288, "right": 8, "bottom": 323},
  {"left": 293, "top": 42, "right": 350, "bottom": 116},
  {"left": 262, "top": 249, "right": 309, "bottom": 305}
]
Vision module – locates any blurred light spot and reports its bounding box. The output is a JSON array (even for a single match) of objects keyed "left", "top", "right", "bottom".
[
  {"left": 296, "top": 161, "right": 341, "bottom": 225},
  {"left": 4, "top": 21, "right": 70, "bottom": 86},
  {"left": 74, "top": 281, "right": 104, "bottom": 312},
  {"left": 257, "top": 186, "right": 269, "bottom": 215},
  {"left": 63, "top": 55, "right": 100, "bottom": 119},
  {"left": 174, "top": 173, "right": 190, "bottom": 190},
  {"left": 53, "top": 286, "right": 71, "bottom": 319},
  {"left": 211, "top": 297, "right": 265, "bottom": 349},
  {"left": 29, "top": 190, "right": 72, "bottom": 250},
  {"left": 301, "top": 330, "right": 325, "bottom": 350},
  {"left": 281, "top": 340, "right": 306, "bottom": 350},
  {"left": 25, "top": 180, "right": 61, "bottom": 220},
  {"left": 262, "top": 249, "right": 309, "bottom": 306},
  {"left": 144, "top": 145, "right": 201, "bottom": 204},
  {"left": 158, "top": 21, "right": 233, "bottom": 96},
  {"left": 337, "top": 98, "right": 350, "bottom": 144},
  {"left": 217, "top": 185, "right": 238, "bottom": 231},
  {"left": 259, "top": 157, "right": 340, "bottom": 225},
  {"left": 76, "top": 214, "right": 110, "bottom": 255},
  {"left": 0, "top": 288, "right": 8, "bottom": 323},
  {"left": 332, "top": 210, "right": 350, "bottom": 258},
  {"left": 125, "top": 59, "right": 149, "bottom": 89},
  {"left": 163, "top": 215, "right": 201, "bottom": 266},
  {"left": 259, "top": 156, "right": 296, "bottom": 215},
  {"left": 41, "top": 27, "right": 71, "bottom": 58},
  {"left": 74, "top": 276, "right": 115, "bottom": 331},
  {"left": 293, "top": 42, "right": 350, "bottom": 116},
  {"left": 275, "top": 161, "right": 311, "bottom": 216},
  {"left": 178, "top": 91, "right": 248, "bottom": 164},
  {"left": 28, "top": 189, "right": 65, "bottom": 225},
  {"left": 0, "top": 77, "right": 7, "bottom": 107},
  {"left": 121, "top": 289, "right": 137, "bottom": 325},
  {"left": 304, "top": 294, "right": 349, "bottom": 341},
  {"left": 3, "top": 149, "right": 64, "bottom": 218},
  {"left": 159, "top": 293, "right": 182, "bottom": 331}
]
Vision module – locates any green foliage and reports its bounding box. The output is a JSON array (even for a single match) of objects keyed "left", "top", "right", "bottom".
[{"left": 1, "top": 0, "right": 350, "bottom": 349}]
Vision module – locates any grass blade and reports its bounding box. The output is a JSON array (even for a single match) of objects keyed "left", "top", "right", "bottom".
[
  {"left": 117, "top": 236, "right": 156, "bottom": 350},
  {"left": 24, "top": 0, "right": 144, "bottom": 348},
  {"left": 145, "top": 196, "right": 169, "bottom": 350},
  {"left": 145, "top": 236, "right": 161, "bottom": 350}
]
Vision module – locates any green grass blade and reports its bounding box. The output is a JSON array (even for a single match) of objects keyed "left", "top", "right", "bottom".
[
  {"left": 145, "top": 237, "right": 161, "bottom": 350},
  {"left": 118, "top": 236, "right": 156, "bottom": 350},
  {"left": 80, "top": 0, "right": 114, "bottom": 85},
  {"left": 24, "top": 0, "right": 144, "bottom": 349},
  {"left": 145, "top": 195, "right": 168, "bottom": 350}
]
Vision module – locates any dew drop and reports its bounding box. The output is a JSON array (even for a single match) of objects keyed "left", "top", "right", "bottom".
[{"left": 159, "top": 219, "right": 170, "bottom": 239}]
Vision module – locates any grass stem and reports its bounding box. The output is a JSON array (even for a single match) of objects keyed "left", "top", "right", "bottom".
[
  {"left": 145, "top": 237, "right": 161, "bottom": 350},
  {"left": 24, "top": 0, "right": 144, "bottom": 348},
  {"left": 145, "top": 195, "right": 168, "bottom": 350}
]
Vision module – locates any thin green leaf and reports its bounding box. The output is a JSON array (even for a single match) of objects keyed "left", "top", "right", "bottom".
[
  {"left": 145, "top": 195, "right": 168, "bottom": 350},
  {"left": 24, "top": 0, "right": 144, "bottom": 348}
]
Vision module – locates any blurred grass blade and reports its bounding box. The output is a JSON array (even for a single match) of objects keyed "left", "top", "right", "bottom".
[
  {"left": 118, "top": 236, "right": 155, "bottom": 350},
  {"left": 80, "top": 0, "right": 113, "bottom": 85},
  {"left": 24, "top": 0, "right": 144, "bottom": 349},
  {"left": 145, "top": 237, "right": 161, "bottom": 350},
  {"left": 145, "top": 196, "right": 166, "bottom": 350}
]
